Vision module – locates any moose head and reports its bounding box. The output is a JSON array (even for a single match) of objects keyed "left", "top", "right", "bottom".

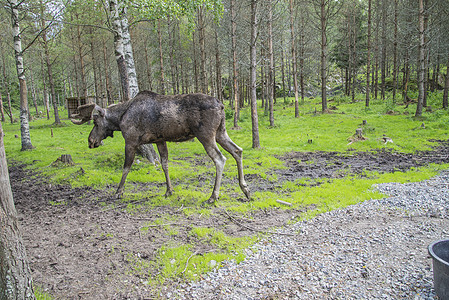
[{"left": 71, "top": 103, "right": 114, "bottom": 149}]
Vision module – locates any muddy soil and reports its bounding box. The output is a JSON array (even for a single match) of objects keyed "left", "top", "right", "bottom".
[{"left": 10, "top": 140, "right": 449, "bottom": 299}]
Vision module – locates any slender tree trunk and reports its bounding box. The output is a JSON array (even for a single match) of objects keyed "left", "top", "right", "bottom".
[
  {"left": 366, "top": 0, "right": 372, "bottom": 107},
  {"left": 422, "top": 0, "right": 429, "bottom": 108},
  {"left": 0, "top": 88, "right": 4, "bottom": 122},
  {"left": 102, "top": 37, "right": 113, "bottom": 105},
  {"left": 168, "top": 18, "right": 177, "bottom": 94},
  {"left": 198, "top": 7, "right": 207, "bottom": 94},
  {"left": 144, "top": 43, "right": 153, "bottom": 91},
  {"left": 289, "top": 0, "right": 300, "bottom": 117},
  {"left": 41, "top": 0, "right": 60, "bottom": 124},
  {"left": 0, "top": 121, "right": 35, "bottom": 300},
  {"left": 1, "top": 47, "right": 12, "bottom": 123},
  {"left": 250, "top": 0, "right": 260, "bottom": 148},
  {"left": 380, "top": 0, "right": 387, "bottom": 100},
  {"left": 10, "top": 0, "right": 33, "bottom": 150},
  {"left": 230, "top": 0, "right": 240, "bottom": 128},
  {"left": 416, "top": 0, "right": 425, "bottom": 117},
  {"left": 40, "top": 55, "right": 50, "bottom": 119},
  {"left": 29, "top": 67, "right": 39, "bottom": 116},
  {"left": 75, "top": 13, "right": 88, "bottom": 102},
  {"left": 392, "top": 0, "right": 398, "bottom": 102},
  {"left": 157, "top": 19, "right": 166, "bottom": 95},
  {"left": 320, "top": 0, "right": 328, "bottom": 111},
  {"left": 443, "top": 54, "right": 449, "bottom": 109},
  {"left": 89, "top": 29, "right": 100, "bottom": 104},
  {"left": 214, "top": 29, "right": 223, "bottom": 102},
  {"left": 374, "top": 0, "right": 379, "bottom": 99},
  {"left": 268, "top": 0, "right": 275, "bottom": 127},
  {"left": 280, "top": 45, "right": 286, "bottom": 103},
  {"left": 299, "top": 12, "right": 306, "bottom": 104},
  {"left": 351, "top": 6, "right": 356, "bottom": 103}
]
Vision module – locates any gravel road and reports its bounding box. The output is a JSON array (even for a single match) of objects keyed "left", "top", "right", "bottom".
[{"left": 167, "top": 170, "right": 449, "bottom": 299}]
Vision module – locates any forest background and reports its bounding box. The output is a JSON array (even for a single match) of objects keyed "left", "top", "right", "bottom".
[{"left": 1, "top": 0, "right": 449, "bottom": 298}]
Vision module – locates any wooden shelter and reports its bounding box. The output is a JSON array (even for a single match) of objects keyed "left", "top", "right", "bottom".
[{"left": 66, "top": 96, "right": 105, "bottom": 118}]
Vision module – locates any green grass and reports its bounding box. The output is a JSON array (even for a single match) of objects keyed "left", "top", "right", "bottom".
[{"left": 3, "top": 92, "right": 449, "bottom": 297}]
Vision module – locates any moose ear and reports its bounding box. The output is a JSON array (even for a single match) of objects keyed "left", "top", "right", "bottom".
[
  {"left": 71, "top": 103, "right": 96, "bottom": 125},
  {"left": 95, "top": 105, "right": 106, "bottom": 118}
]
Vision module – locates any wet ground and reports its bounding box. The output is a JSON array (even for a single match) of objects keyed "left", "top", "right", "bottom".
[{"left": 10, "top": 140, "right": 449, "bottom": 299}]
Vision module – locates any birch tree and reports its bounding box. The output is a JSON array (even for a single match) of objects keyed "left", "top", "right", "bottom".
[{"left": 7, "top": 0, "right": 33, "bottom": 150}]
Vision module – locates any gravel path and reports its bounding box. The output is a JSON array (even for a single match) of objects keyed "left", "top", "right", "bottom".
[{"left": 167, "top": 170, "right": 449, "bottom": 299}]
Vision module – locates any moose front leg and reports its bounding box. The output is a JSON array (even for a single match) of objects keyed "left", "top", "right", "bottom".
[
  {"left": 116, "top": 144, "right": 136, "bottom": 197},
  {"left": 156, "top": 142, "right": 174, "bottom": 197}
]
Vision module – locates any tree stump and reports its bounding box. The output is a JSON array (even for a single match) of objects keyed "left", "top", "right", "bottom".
[
  {"left": 52, "top": 154, "right": 74, "bottom": 166},
  {"left": 347, "top": 128, "right": 367, "bottom": 145}
]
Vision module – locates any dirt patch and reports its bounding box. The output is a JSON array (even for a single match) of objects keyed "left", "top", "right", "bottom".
[
  {"left": 9, "top": 140, "right": 449, "bottom": 299},
  {"left": 11, "top": 164, "right": 303, "bottom": 299},
  {"left": 276, "top": 139, "right": 449, "bottom": 181}
]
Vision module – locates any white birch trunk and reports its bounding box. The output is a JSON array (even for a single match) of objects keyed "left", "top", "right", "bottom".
[{"left": 9, "top": 0, "right": 33, "bottom": 150}]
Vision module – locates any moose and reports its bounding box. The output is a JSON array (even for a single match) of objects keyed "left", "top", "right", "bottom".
[{"left": 71, "top": 90, "right": 251, "bottom": 204}]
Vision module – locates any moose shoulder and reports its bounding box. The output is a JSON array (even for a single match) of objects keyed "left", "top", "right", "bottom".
[{"left": 71, "top": 91, "right": 251, "bottom": 204}]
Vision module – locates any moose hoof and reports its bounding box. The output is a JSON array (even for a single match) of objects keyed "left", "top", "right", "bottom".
[
  {"left": 115, "top": 189, "right": 123, "bottom": 199},
  {"left": 164, "top": 190, "right": 174, "bottom": 198},
  {"left": 203, "top": 197, "right": 217, "bottom": 206},
  {"left": 241, "top": 185, "right": 251, "bottom": 200}
]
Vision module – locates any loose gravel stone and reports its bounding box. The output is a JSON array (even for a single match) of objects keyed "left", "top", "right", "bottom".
[{"left": 166, "top": 170, "right": 449, "bottom": 299}]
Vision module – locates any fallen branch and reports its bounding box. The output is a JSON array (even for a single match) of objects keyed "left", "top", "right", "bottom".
[
  {"left": 181, "top": 249, "right": 218, "bottom": 274},
  {"left": 220, "top": 208, "right": 295, "bottom": 237}
]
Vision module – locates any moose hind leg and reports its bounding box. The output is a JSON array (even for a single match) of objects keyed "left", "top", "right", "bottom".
[
  {"left": 216, "top": 132, "right": 251, "bottom": 199},
  {"left": 199, "top": 139, "right": 226, "bottom": 204},
  {"left": 116, "top": 145, "right": 136, "bottom": 197},
  {"left": 156, "top": 142, "right": 174, "bottom": 197}
]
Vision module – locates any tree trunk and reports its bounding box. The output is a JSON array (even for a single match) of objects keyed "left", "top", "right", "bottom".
[
  {"left": 41, "top": 0, "right": 60, "bottom": 124},
  {"left": 157, "top": 19, "right": 166, "bottom": 95},
  {"left": 442, "top": 54, "right": 449, "bottom": 109},
  {"left": 121, "top": 9, "right": 138, "bottom": 99},
  {"left": 10, "top": 0, "right": 33, "bottom": 150},
  {"left": 89, "top": 29, "right": 100, "bottom": 105},
  {"left": 0, "top": 89, "right": 4, "bottom": 122},
  {"left": 75, "top": 13, "right": 88, "bottom": 102},
  {"left": 280, "top": 46, "right": 286, "bottom": 103},
  {"left": 102, "top": 37, "right": 113, "bottom": 105},
  {"left": 168, "top": 18, "right": 177, "bottom": 94},
  {"left": 289, "top": 0, "right": 300, "bottom": 117},
  {"left": 110, "top": 0, "right": 130, "bottom": 101},
  {"left": 40, "top": 55, "right": 50, "bottom": 120},
  {"left": 320, "top": 0, "right": 328, "bottom": 111},
  {"left": 0, "top": 45, "right": 13, "bottom": 124},
  {"left": 392, "top": 0, "right": 398, "bottom": 102},
  {"left": 144, "top": 43, "right": 153, "bottom": 91},
  {"left": 109, "top": 0, "right": 157, "bottom": 164},
  {"left": 29, "top": 67, "right": 39, "bottom": 116},
  {"left": 268, "top": 0, "right": 275, "bottom": 127},
  {"left": 250, "top": 0, "right": 260, "bottom": 149},
  {"left": 214, "top": 29, "right": 223, "bottom": 103},
  {"left": 366, "top": 0, "right": 372, "bottom": 107},
  {"left": 299, "top": 11, "right": 306, "bottom": 104},
  {"left": 380, "top": 0, "right": 387, "bottom": 100},
  {"left": 198, "top": 7, "right": 208, "bottom": 94},
  {"left": 230, "top": 0, "right": 240, "bottom": 128},
  {"left": 416, "top": 0, "right": 425, "bottom": 117},
  {"left": 0, "top": 121, "right": 35, "bottom": 300}
]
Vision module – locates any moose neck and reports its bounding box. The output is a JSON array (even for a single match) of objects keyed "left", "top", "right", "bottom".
[{"left": 105, "top": 102, "right": 130, "bottom": 131}]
